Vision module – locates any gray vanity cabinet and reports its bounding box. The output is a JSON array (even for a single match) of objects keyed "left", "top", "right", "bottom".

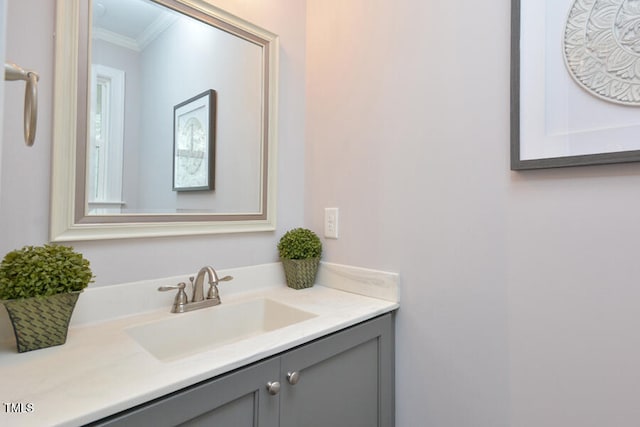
[
  {"left": 91, "top": 357, "right": 280, "bottom": 427},
  {"left": 91, "top": 313, "right": 394, "bottom": 427},
  {"left": 279, "top": 313, "right": 394, "bottom": 427}
]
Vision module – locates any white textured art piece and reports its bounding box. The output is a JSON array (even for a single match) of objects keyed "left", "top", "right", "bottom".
[{"left": 564, "top": 0, "right": 640, "bottom": 105}]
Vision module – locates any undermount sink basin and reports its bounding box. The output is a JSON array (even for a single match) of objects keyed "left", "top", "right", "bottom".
[{"left": 126, "top": 298, "right": 317, "bottom": 362}]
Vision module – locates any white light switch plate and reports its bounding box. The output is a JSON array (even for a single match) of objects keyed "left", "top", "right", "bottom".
[{"left": 324, "top": 207, "right": 339, "bottom": 239}]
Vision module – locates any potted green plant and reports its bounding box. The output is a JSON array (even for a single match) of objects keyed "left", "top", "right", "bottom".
[
  {"left": 277, "top": 228, "right": 322, "bottom": 289},
  {"left": 0, "top": 244, "right": 94, "bottom": 353}
]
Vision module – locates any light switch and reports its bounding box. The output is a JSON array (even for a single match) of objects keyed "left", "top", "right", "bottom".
[{"left": 324, "top": 208, "right": 339, "bottom": 239}]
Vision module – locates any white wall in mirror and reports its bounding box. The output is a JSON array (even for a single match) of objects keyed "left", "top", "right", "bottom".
[{"left": 90, "top": 1, "right": 263, "bottom": 215}]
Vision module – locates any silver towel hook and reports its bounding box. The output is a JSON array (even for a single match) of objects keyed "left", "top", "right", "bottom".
[{"left": 5, "top": 62, "right": 39, "bottom": 147}]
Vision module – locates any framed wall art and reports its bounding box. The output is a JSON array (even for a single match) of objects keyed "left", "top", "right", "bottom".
[
  {"left": 511, "top": 0, "right": 640, "bottom": 170},
  {"left": 173, "top": 89, "right": 216, "bottom": 190}
]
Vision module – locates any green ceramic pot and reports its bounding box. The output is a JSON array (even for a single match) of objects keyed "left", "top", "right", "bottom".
[
  {"left": 281, "top": 257, "right": 320, "bottom": 290},
  {"left": 2, "top": 292, "right": 81, "bottom": 353}
]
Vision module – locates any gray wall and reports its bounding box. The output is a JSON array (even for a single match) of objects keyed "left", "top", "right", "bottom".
[
  {"left": 0, "top": 0, "right": 5, "bottom": 193},
  {"left": 305, "top": 0, "right": 640, "bottom": 426}
]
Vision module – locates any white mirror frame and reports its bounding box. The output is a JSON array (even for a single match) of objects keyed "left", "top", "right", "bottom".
[{"left": 51, "top": 0, "right": 278, "bottom": 241}]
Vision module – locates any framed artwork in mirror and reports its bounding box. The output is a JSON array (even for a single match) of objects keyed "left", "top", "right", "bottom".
[
  {"left": 511, "top": 0, "right": 640, "bottom": 170},
  {"left": 173, "top": 89, "right": 216, "bottom": 191}
]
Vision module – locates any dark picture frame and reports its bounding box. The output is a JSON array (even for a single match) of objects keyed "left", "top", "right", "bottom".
[
  {"left": 510, "top": 0, "right": 640, "bottom": 170},
  {"left": 173, "top": 90, "right": 216, "bottom": 191}
]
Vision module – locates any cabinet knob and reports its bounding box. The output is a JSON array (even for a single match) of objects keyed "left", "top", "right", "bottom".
[
  {"left": 266, "top": 381, "right": 281, "bottom": 395},
  {"left": 287, "top": 371, "right": 300, "bottom": 385}
]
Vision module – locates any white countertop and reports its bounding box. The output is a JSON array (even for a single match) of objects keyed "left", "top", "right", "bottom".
[{"left": 0, "top": 262, "right": 399, "bottom": 427}]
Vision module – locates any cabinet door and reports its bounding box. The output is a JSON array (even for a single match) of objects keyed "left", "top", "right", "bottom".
[
  {"left": 91, "top": 358, "right": 280, "bottom": 427},
  {"left": 280, "top": 314, "right": 394, "bottom": 427}
]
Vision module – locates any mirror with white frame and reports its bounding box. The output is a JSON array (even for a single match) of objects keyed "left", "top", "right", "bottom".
[{"left": 51, "top": 0, "right": 278, "bottom": 241}]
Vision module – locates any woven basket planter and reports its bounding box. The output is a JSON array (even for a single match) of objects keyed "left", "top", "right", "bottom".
[
  {"left": 282, "top": 257, "right": 320, "bottom": 290},
  {"left": 2, "top": 292, "right": 81, "bottom": 353}
]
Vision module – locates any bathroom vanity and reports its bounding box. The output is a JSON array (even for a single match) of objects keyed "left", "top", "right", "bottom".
[
  {"left": 0, "top": 262, "right": 399, "bottom": 427},
  {"left": 92, "top": 313, "right": 393, "bottom": 427}
]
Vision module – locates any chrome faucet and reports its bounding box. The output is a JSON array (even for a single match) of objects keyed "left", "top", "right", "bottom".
[
  {"left": 158, "top": 266, "right": 233, "bottom": 313},
  {"left": 192, "top": 265, "right": 228, "bottom": 303}
]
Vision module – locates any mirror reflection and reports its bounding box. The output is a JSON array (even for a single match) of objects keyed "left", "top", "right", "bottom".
[
  {"left": 88, "top": 0, "right": 262, "bottom": 215},
  {"left": 50, "top": 0, "right": 278, "bottom": 241}
]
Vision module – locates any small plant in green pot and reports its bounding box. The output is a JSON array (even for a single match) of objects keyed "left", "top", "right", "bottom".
[
  {"left": 0, "top": 244, "right": 94, "bottom": 353},
  {"left": 277, "top": 228, "right": 322, "bottom": 290}
]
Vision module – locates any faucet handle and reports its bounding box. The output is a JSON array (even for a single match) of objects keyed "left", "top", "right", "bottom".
[
  {"left": 158, "top": 282, "right": 186, "bottom": 292},
  {"left": 158, "top": 282, "right": 189, "bottom": 313},
  {"left": 206, "top": 275, "right": 233, "bottom": 301}
]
